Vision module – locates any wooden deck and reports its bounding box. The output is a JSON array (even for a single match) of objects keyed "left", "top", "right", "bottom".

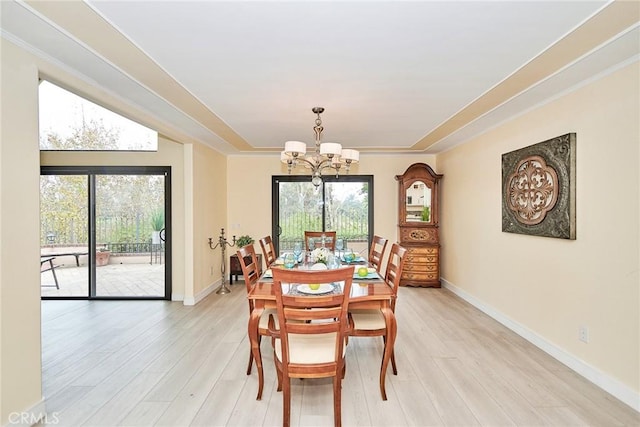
[{"left": 40, "top": 263, "right": 165, "bottom": 297}]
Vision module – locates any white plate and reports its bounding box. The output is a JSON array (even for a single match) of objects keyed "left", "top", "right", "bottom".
[
  {"left": 297, "top": 283, "right": 334, "bottom": 294},
  {"left": 310, "top": 263, "right": 328, "bottom": 270}
]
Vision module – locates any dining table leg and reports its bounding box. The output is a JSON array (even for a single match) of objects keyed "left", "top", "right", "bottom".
[
  {"left": 248, "top": 305, "right": 265, "bottom": 400},
  {"left": 379, "top": 303, "right": 396, "bottom": 401}
]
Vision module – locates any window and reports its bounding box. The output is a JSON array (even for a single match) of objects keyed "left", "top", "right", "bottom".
[
  {"left": 39, "top": 80, "right": 157, "bottom": 151},
  {"left": 272, "top": 175, "right": 373, "bottom": 256}
]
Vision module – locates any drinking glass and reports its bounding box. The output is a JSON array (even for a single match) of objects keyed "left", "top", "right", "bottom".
[
  {"left": 293, "top": 241, "right": 302, "bottom": 262},
  {"left": 284, "top": 253, "right": 296, "bottom": 269},
  {"left": 343, "top": 248, "right": 355, "bottom": 263},
  {"left": 335, "top": 238, "right": 344, "bottom": 258},
  {"left": 327, "top": 253, "right": 341, "bottom": 270}
]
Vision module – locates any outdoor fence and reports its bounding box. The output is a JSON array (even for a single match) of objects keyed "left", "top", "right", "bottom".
[
  {"left": 41, "top": 213, "right": 161, "bottom": 248},
  {"left": 42, "top": 209, "right": 367, "bottom": 254},
  {"left": 278, "top": 209, "right": 368, "bottom": 251}
]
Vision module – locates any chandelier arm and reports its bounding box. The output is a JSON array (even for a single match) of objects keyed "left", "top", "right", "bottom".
[
  {"left": 281, "top": 107, "right": 358, "bottom": 184},
  {"left": 295, "top": 157, "right": 317, "bottom": 169}
]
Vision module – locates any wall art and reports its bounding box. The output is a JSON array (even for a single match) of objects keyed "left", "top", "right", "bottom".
[{"left": 502, "top": 133, "right": 576, "bottom": 239}]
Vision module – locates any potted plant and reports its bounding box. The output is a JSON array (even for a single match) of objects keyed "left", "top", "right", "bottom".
[
  {"left": 421, "top": 206, "right": 431, "bottom": 222},
  {"left": 150, "top": 210, "right": 164, "bottom": 244},
  {"left": 236, "top": 235, "right": 254, "bottom": 248},
  {"left": 96, "top": 246, "right": 111, "bottom": 267}
]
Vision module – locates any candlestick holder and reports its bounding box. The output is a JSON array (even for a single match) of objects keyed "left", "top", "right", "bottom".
[{"left": 208, "top": 227, "right": 236, "bottom": 294}]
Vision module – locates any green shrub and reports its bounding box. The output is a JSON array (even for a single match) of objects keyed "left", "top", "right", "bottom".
[
  {"left": 150, "top": 210, "right": 164, "bottom": 231},
  {"left": 236, "top": 235, "right": 254, "bottom": 247}
]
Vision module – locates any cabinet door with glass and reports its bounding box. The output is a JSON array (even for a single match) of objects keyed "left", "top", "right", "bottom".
[{"left": 396, "top": 163, "right": 443, "bottom": 287}]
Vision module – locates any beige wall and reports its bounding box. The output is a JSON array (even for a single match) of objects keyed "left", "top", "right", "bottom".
[
  {"left": 1, "top": 39, "right": 44, "bottom": 425},
  {"left": 226, "top": 154, "right": 437, "bottom": 265},
  {"left": 438, "top": 61, "right": 639, "bottom": 402},
  {"left": 192, "top": 142, "right": 227, "bottom": 300}
]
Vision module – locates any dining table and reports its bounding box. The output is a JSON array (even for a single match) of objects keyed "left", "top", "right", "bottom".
[{"left": 247, "top": 260, "right": 397, "bottom": 401}]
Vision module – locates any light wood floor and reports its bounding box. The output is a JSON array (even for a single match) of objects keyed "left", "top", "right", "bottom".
[{"left": 40, "top": 285, "right": 639, "bottom": 426}]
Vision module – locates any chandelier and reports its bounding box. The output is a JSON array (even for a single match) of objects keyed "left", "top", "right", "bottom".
[{"left": 281, "top": 107, "right": 359, "bottom": 187}]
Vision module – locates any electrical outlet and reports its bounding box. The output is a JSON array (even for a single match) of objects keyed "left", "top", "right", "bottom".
[
  {"left": 579, "top": 325, "right": 589, "bottom": 343},
  {"left": 210, "top": 266, "right": 214, "bottom": 275}
]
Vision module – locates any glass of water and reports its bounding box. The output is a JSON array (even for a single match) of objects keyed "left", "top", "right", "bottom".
[
  {"left": 284, "top": 253, "right": 296, "bottom": 269},
  {"left": 293, "top": 241, "right": 302, "bottom": 262},
  {"left": 343, "top": 248, "right": 355, "bottom": 263},
  {"left": 335, "top": 238, "right": 344, "bottom": 258}
]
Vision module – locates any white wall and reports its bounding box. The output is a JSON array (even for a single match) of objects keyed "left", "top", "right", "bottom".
[{"left": 438, "top": 61, "right": 639, "bottom": 409}]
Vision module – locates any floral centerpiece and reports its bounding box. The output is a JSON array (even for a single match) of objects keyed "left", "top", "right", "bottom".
[{"left": 310, "top": 247, "right": 331, "bottom": 264}]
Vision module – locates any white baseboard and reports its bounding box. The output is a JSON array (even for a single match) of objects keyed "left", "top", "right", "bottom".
[
  {"left": 171, "top": 292, "right": 184, "bottom": 302},
  {"left": 183, "top": 279, "right": 219, "bottom": 306},
  {"left": 441, "top": 278, "right": 640, "bottom": 413},
  {"left": 2, "top": 398, "right": 47, "bottom": 427}
]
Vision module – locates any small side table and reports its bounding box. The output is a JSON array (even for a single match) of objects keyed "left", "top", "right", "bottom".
[{"left": 229, "top": 253, "right": 263, "bottom": 284}]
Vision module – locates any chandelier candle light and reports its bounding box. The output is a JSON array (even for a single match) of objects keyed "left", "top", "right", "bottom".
[{"left": 281, "top": 107, "right": 359, "bottom": 187}]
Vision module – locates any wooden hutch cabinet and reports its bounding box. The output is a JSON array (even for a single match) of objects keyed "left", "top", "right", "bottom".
[{"left": 396, "top": 163, "right": 443, "bottom": 287}]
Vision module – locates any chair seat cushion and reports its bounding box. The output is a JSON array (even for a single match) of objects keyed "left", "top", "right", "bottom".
[
  {"left": 275, "top": 333, "right": 346, "bottom": 364},
  {"left": 350, "top": 309, "right": 385, "bottom": 330},
  {"left": 259, "top": 308, "right": 278, "bottom": 331}
]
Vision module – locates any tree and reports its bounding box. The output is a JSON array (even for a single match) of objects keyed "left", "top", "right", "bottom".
[{"left": 40, "top": 121, "right": 164, "bottom": 246}]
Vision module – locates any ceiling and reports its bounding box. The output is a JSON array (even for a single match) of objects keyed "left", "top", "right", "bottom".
[{"left": 1, "top": 1, "right": 638, "bottom": 155}]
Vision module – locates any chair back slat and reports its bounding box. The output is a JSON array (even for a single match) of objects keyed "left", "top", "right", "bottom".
[
  {"left": 272, "top": 266, "right": 354, "bottom": 366},
  {"left": 368, "top": 235, "right": 389, "bottom": 272},
  {"left": 259, "top": 235, "right": 277, "bottom": 268},
  {"left": 384, "top": 243, "right": 408, "bottom": 308},
  {"left": 304, "top": 231, "right": 337, "bottom": 251},
  {"left": 236, "top": 245, "right": 260, "bottom": 294}
]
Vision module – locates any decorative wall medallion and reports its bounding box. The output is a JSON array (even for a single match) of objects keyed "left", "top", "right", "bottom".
[
  {"left": 502, "top": 133, "right": 576, "bottom": 240},
  {"left": 506, "top": 155, "right": 558, "bottom": 225}
]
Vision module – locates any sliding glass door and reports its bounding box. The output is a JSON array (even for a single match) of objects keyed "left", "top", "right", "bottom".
[
  {"left": 40, "top": 174, "right": 89, "bottom": 297},
  {"left": 272, "top": 175, "right": 373, "bottom": 256},
  {"left": 40, "top": 166, "right": 171, "bottom": 299}
]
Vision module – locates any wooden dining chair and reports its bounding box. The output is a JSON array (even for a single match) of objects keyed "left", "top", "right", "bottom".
[
  {"left": 304, "top": 230, "right": 337, "bottom": 251},
  {"left": 259, "top": 235, "right": 277, "bottom": 268},
  {"left": 236, "top": 244, "right": 277, "bottom": 378},
  {"left": 349, "top": 242, "right": 407, "bottom": 376},
  {"left": 269, "top": 266, "right": 354, "bottom": 427},
  {"left": 368, "top": 235, "right": 388, "bottom": 273}
]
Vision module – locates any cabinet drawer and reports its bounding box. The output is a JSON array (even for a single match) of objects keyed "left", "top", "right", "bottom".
[
  {"left": 406, "top": 254, "right": 438, "bottom": 264},
  {"left": 406, "top": 246, "right": 438, "bottom": 255},
  {"left": 402, "top": 271, "right": 438, "bottom": 281},
  {"left": 404, "top": 263, "right": 438, "bottom": 273}
]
